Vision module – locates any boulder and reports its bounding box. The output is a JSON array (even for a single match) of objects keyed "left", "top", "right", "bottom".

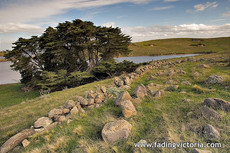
[
  {"left": 120, "top": 100, "right": 137, "bottom": 118},
  {"left": 192, "top": 148, "right": 212, "bottom": 153},
  {"left": 58, "top": 115, "right": 66, "bottom": 122},
  {"left": 87, "top": 98, "right": 95, "bottom": 105},
  {"left": 206, "top": 75, "right": 224, "bottom": 84},
  {"left": 166, "top": 80, "right": 175, "bottom": 85},
  {"left": 48, "top": 108, "right": 63, "bottom": 121},
  {"left": 179, "top": 70, "right": 186, "bottom": 74},
  {"left": 166, "top": 85, "right": 179, "bottom": 91},
  {"left": 134, "top": 84, "right": 148, "bottom": 98},
  {"left": 193, "top": 72, "right": 200, "bottom": 77},
  {"left": 114, "top": 77, "right": 124, "bottom": 87},
  {"left": 115, "top": 91, "right": 132, "bottom": 106},
  {"left": 198, "top": 64, "right": 210, "bottom": 68},
  {"left": 64, "top": 100, "right": 75, "bottom": 109},
  {"left": 123, "top": 76, "right": 131, "bottom": 85},
  {"left": 167, "top": 70, "right": 175, "bottom": 76},
  {"left": 95, "top": 93, "right": 105, "bottom": 104},
  {"left": 87, "top": 91, "right": 96, "bottom": 99},
  {"left": 154, "top": 89, "right": 164, "bottom": 97},
  {"left": 204, "top": 98, "right": 230, "bottom": 112},
  {"left": 102, "top": 120, "right": 132, "bottom": 143},
  {"left": 70, "top": 106, "right": 79, "bottom": 115},
  {"left": 76, "top": 96, "right": 88, "bottom": 106},
  {"left": 0, "top": 129, "right": 35, "bottom": 153},
  {"left": 34, "top": 117, "right": 52, "bottom": 129},
  {"left": 62, "top": 108, "right": 70, "bottom": 114},
  {"left": 181, "top": 81, "right": 192, "bottom": 85},
  {"left": 22, "top": 139, "right": 30, "bottom": 148},
  {"left": 203, "top": 124, "right": 220, "bottom": 139},
  {"left": 200, "top": 106, "right": 221, "bottom": 120},
  {"left": 100, "top": 86, "right": 107, "bottom": 94}
]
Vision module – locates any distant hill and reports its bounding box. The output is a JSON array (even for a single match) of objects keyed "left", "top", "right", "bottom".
[{"left": 129, "top": 37, "right": 230, "bottom": 56}]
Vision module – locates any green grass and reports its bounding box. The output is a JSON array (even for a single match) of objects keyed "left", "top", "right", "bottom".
[
  {"left": 0, "top": 84, "right": 40, "bottom": 108},
  {"left": 5, "top": 53, "right": 228, "bottom": 153},
  {"left": 128, "top": 37, "right": 230, "bottom": 56},
  {"left": 0, "top": 79, "right": 112, "bottom": 147}
]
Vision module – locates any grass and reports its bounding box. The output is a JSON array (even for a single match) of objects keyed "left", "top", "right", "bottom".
[
  {"left": 0, "top": 84, "right": 40, "bottom": 108},
  {"left": 128, "top": 37, "right": 230, "bottom": 56},
  {"left": 3, "top": 53, "right": 228, "bottom": 153},
  {"left": 0, "top": 79, "right": 112, "bottom": 147}
]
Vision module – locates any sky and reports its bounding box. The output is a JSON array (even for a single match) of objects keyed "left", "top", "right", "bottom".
[{"left": 0, "top": 0, "right": 230, "bottom": 50}]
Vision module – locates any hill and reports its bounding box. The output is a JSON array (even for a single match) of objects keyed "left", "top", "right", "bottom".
[
  {"left": 0, "top": 53, "right": 230, "bottom": 153},
  {"left": 128, "top": 37, "right": 230, "bottom": 56}
]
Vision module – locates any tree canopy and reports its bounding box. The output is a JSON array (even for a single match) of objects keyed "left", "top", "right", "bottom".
[{"left": 5, "top": 19, "right": 131, "bottom": 88}]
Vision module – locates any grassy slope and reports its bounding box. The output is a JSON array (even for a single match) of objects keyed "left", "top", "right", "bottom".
[
  {"left": 0, "top": 79, "right": 112, "bottom": 147},
  {"left": 0, "top": 84, "right": 39, "bottom": 108},
  {"left": 3, "top": 53, "right": 229, "bottom": 153},
  {"left": 128, "top": 37, "right": 230, "bottom": 56}
]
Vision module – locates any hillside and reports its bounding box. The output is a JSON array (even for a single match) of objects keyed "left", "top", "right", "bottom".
[
  {"left": 128, "top": 37, "right": 230, "bottom": 56},
  {"left": 0, "top": 53, "right": 229, "bottom": 153}
]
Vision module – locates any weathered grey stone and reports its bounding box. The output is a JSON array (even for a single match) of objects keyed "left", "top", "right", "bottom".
[
  {"left": 166, "top": 80, "right": 175, "bottom": 85},
  {"left": 123, "top": 76, "right": 131, "bottom": 85},
  {"left": 64, "top": 100, "right": 75, "bottom": 109},
  {"left": 192, "top": 148, "right": 212, "bottom": 153},
  {"left": 34, "top": 117, "right": 52, "bottom": 129},
  {"left": 206, "top": 75, "right": 224, "bottom": 84},
  {"left": 181, "top": 81, "right": 192, "bottom": 85},
  {"left": 166, "top": 85, "right": 179, "bottom": 91},
  {"left": 200, "top": 106, "right": 221, "bottom": 120},
  {"left": 76, "top": 96, "right": 88, "bottom": 106},
  {"left": 48, "top": 108, "right": 63, "bottom": 121},
  {"left": 22, "top": 139, "right": 30, "bottom": 148},
  {"left": 134, "top": 84, "right": 148, "bottom": 98},
  {"left": 79, "top": 108, "right": 85, "bottom": 113},
  {"left": 62, "top": 108, "right": 70, "bottom": 114},
  {"left": 87, "top": 98, "right": 95, "bottom": 105},
  {"left": 198, "top": 64, "right": 210, "bottom": 68},
  {"left": 95, "top": 93, "right": 105, "bottom": 104},
  {"left": 203, "top": 124, "right": 220, "bottom": 139},
  {"left": 204, "top": 98, "right": 230, "bottom": 112},
  {"left": 114, "top": 77, "right": 124, "bottom": 87},
  {"left": 100, "top": 86, "right": 107, "bottom": 94},
  {"left": 0, "top": 129, "right": 35, "bottom": 153},
  {"left": 154, "top": 89, "right": 164, "bottom": 97},
  {"left": 193, "top": 72, "right": 200, "bottom": 77},
  {"left": 87, "top": 91, "right": 96, "bottom": 99},
  {"left": 102, "top": 120, "right": 132, "bottom": 143},
  {"left": 120, "top": 100, "right": 137, "bottom": 118},
  {"left": 58, "top": 115, "right": 66, "bottom": 122},
  {"left": 70, "top": 106, "right": 79, "bottom": 115},
  {"left": 179, "top": 69, "right": 186, "bottom": 74},
  {"left": 167, "top": 69, "right": 175, "bottom": 76},
  {"left": 115, "top": 91, "right": 132, "bottom": 106}
]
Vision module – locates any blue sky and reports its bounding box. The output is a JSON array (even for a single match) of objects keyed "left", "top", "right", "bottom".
[{"left": 0, "top": 0, "right": 230, "bottom": 50}]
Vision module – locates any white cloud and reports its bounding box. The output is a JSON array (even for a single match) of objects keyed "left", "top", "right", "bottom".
[
  {"left": 121, "top": 24, "right": 230, "bottom": 42},
  {"left": 222, "top": 11, "right": 230, "bottom": 17},
  {"left": 151, "top": 5, "right": 174, "bottom": 11},
  {"left": 0, "top": 23, "right": 43, "bottom": 33},
  {"left": 0, "top": 0, "right": 151, "bottom": 24},
  {"left": 164, "top": 0, "right": 179, "bottom": 2},
  {"left": 102, "top": 22, "right": 116, "bottom": 27},
  {"left": 194, "top": 1, "right": 218, "bottom": 12}
]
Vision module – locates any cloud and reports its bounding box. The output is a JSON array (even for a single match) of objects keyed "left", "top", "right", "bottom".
[
  {"left": 151, "top": 5, "right": 174, "bottom": 11},
  {"left": 0, "top": 23, "right": 43, "bottom": 33},
  {"left": 164, "top": 0, "right": 179, "bottom": 2},
  {"left": 222, "top": 11, "right": 230, "bottom": 17},
  {"left": 102, "top": 22, "right": 116, "bottom": 27},
  {"left": 0, "top": 0, "right": 151, "bottom": 24},
  {"left": 121, "top": 24, "right": 230, "bottom": 42},
  {"left": 194, "top": 1, "right": 218, "bottom": 12}
]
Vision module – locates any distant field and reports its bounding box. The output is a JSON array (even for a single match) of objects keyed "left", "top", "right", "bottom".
[
  {"left": 128, "top": 37, "right": 230, "bottom": 56},
  {"left": 0, "top": 84, "right": 39, "bottom": 108}
]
